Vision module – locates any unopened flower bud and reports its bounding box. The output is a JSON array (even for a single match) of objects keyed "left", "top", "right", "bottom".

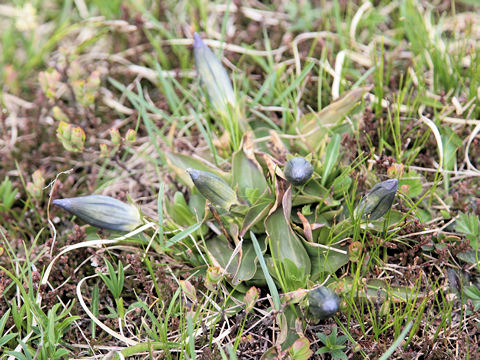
[
  {"left": 288, "top": 337, "right": 313, "bottom": 360},
  {"left": 125, "top": 129, "right": 136, "bottom": 145},
  {"left": 205, "top": 266, "right": 223, "bottom": 291},
  {"left": 357, "top": 179, "right": 398, "bottom": 220},
  {"left": 284, "top": 157, "right": 313, "bottom": 186},
  {"left": 193, "top": 33, "right": 236, "bottom": 114},
  {"left": 52, "top": 106, "right": 69, "bottom": 122},
  {"left": 99, "top": 143, "right": 109, "bottom": 157},
  {"left": 308, "top": 286, "right": 340, "bottom": 321},
  {"left": 109, "top": 128, "right": 121, "bottom": 146},
  {"left": 26, "top": 170, "right": 45, "bottom": 200},
  {"left": 56, "top": 121, "right": 85, "bottom": 152},
  {"left": 186, "top": 168, "right": 237, "bottom": 209},
  {"left": 180, "top": 280, "right": 197, "bottom": 302},
  {"left": 283, "top": 288, "right": 308, "bottom": 305},
  {"left": 348, "top": 241, "right": 362, "bottom": 262},
  {"left": 244, "top": 286, "right": 259, "bottom": 313},
  {"left": 53, "top": 195, "right": 141, "bottom": 231}
]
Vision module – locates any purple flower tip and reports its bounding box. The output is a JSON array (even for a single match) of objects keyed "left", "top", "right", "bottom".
[
  {"left": 186, "top": 168, "right": 200, "bottom": 181},
  {"left": 193, "top": 32, "right": 205, "bottom": 49},
  {"left": 52, "top": 198, "right": 71, "bottom": 210}
]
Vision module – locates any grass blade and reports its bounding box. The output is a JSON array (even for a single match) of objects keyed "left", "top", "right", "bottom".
[{"left": 250, "top": 231, "right": 280, "bottom": 310}]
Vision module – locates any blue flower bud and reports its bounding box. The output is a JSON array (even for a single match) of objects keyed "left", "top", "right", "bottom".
[
  {"left": 358, "top": 179, "right": 398, "bottom": 220},
  {"left": 186, "top": 168, "right": 237, "bottom": 210},
  {"left": 284, "top": 157, "right": 314, "bottom": 186},
  {"left": 309, "top": 286, "right": 340, "bottom": 321},
  {"left": 53, "top": 195, "right": 141, "bottom": 231},
  {"left": 193, "top": 33, "right": 236, "bottom": 114}
]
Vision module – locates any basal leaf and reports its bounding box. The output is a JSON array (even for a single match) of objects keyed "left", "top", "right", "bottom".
[
  {"left": 301, "top": 240, "right": 349, "bottom": 278},
  {"left": 232, "top": 146, "right": 268, "bottom": 200},
  {"left": 206, "top": 238, "right": 257, "bottom": 283},
  {"left": 233, "top": 242, "right": 257, "bottom": 284},
  {"left": 206, "top": 237, "right": 239, "bottom": 275},
  {"left": 240, "top": 200, "right": 273, "bottom": 237},
  {"left": 265, "top": 208, "right": 311, "bottom": 278},
  {"left": 457, "top": 250, "right": 479, "bottom": 265},
  {"left": 296, "top": 86, "right": 371, "bottom": 152}
]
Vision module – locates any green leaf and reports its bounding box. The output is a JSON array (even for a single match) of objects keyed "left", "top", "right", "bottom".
[
  {"left": 463, "top": 285, "right": 480, "bottom": 301},
  {"left": 47, "top": 306, "right": 56, "bottom": 347},
  {"left": 398, "top": 170, "right": 423, "bottom": 198},
  {"left": 316, "top": 347, "right": 330, "bottom": 355},
  {"left": 321, "top": 134, "right": 341, "bottom": 186},
  {"left": 118, "top": 261, "right": 125, "bottom": 298},
  {"left": 11, "top": 299, "right": 23, "bottom": 335},
  {"left": 0, "top": 177, "right": 18, "bottom": 212},
  {"left": 233, "top": 242, "right": 258, "bottom": 284},
  {"left": 441, "top": 127, "right": 461, "bottom": 171},
  {"left": 265, "top": 208, "right": 311, "bottom": 281},
  {"left": 91, "top": 284, "right": 99, "bottom": 338},
  {"left": 240, "top": 200, "right": 273, "bottom": 237},
  {"left": 313, "top": 249, "right": 349, "bottom": 278},
  {"left": 251, "top": 232, "right": 281, "bottom": 311},
  {"left": 296, "top": 86, "right": 371, "bottom": 152},
  {"left": 205, "top": 237, "right": 239, "bottom": 275},
  {"left": 166, "top": 192, "right": 195, "bottom": 225},
  {"left": 332, "top": 174, "right": 352, "bottom": 198},
  {"left": 6, "top": 351, "right": 29, "bottom": 360},
  {"left": 457, "top": 250, "right": 479, "bottom": 265},
  {"left": 456, "top": 212, "right": 480, "bottom": 250},
  {"left": 54, "top": 348, "right": 70, "bottom": 359},
  {"left": 0, "top": 333, "right": 17, "bottom": 347},
  {"left": 331, "top": 349, "right": 348, "bottom": 360},
  {"left": 0, "top": 308, "right": 11, "bottom": 335},
  {"left": 232, "top": 147, "right": 268, "bottom": 200},
  {"left": 164, "top": 223, "right": 203, "bottom": 248}
]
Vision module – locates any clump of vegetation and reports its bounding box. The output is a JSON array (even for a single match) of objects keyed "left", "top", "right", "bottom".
[{"left": 1, "top": 0, "right": 480, "bottom": 359}]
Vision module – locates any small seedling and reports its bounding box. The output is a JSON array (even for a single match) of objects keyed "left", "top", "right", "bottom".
[
  {"left": 97, "top": 259, "right": 125, "bottom": 319},
  {"left": 315, "top": 326, "right": 348, "bottom": 360}
]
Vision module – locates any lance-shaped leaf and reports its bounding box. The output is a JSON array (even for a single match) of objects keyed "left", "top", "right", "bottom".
[
  {"left": 265, "top": 208, "right": 311, "bottom": 281},
  {"left": 240, "top": 200, "right": 273, "bottom": 237},
  {"left": 232, "top": 134, "right": 268, "bottom": 200},
  {"left": 193, "top": 32, "right": 236, "bottom": 114},
  {"left": 53, "top": 195, "right": 141, "bottom": 231},
  {"left": 205, "top": 238, "right": 257, "bottom": 284},
  {"left": 295, "top": 86, "right": 371, "bottom": 152},
  {"left": 300, "top": 239, "right": 349, "bottom": 279}
]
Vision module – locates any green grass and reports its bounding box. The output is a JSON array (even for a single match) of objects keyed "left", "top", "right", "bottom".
[{"left": 1, "top": 0, "right": 480, "bottom": 358}]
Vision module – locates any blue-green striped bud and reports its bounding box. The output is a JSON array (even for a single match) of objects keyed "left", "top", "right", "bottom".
[
  {"left": 53, "top": 195, "right": 141, "bottom": 231},
  {"left": 308, "top": 286, "right": 340, "bottom": 321},
  {"left": 186, "top": 168, "right": 237, "bottom": 210},
  {"left": 193, "top": 33, "right": 236, "bottom": 114},
  {"left": 284, "top": 157, "right": 313, "bottom": 186},
  {"left": 358, "top": 179, "right": 398, "bottom": 220}
]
